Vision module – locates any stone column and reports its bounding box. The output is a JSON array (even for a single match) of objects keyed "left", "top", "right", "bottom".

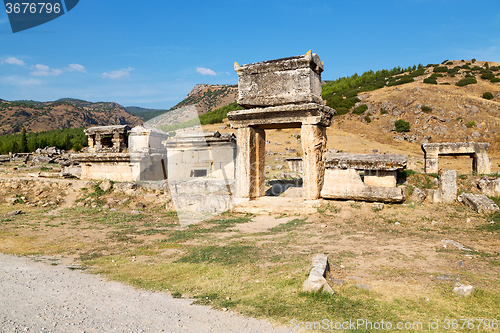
[
  {"left": 94, "top": 134, "right": 102, "bottom": 150},
  {"left": 235, "top": 127, "right": 266, "bottom": 199},
  {"left": 424, "top": 150, "right": 439, "bottom": 173},
  {"left": 112, "top": 132, "right": 122, "bottom": 152},
  {"left": 301, "top": 124, "right": 326, "bottom": 200},
  {"left": 473, "top": 153, "right": 491, "bottom": 175},
  {"left": 87, "top": 135, "right": 95, "bottom": 149}
]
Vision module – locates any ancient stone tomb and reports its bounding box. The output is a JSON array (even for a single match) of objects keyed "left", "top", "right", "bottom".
[
  {"left": 421, "top": 142, "right": 491, "bottom": 174},
  {"left": 163, "top": 130, "right": 237, "bottom": 180},
  {"left": 320, "top": 152, "right": 407, "bottom": 203},
  {"left": 74, "top": 125, "right": 169, "bottom": 182},
  {"left": 228, "top": 51, "right": 335, "bottom": 200}
]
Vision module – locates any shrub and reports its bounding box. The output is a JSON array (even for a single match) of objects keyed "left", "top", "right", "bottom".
[
  {"left": 387, "top": 75, "right": 414, "bottom": 86},
  {"left": 466, "top": 121, "right": 476, "bottom": 128},
  {"left": 364, "top": 115, "right": 372, "bottom": 123},
  {"left": 491, "top": 77, "right": 500, "bottom": 83},
  {"left": 446, "top": 62, "right": 454, "bottom": 66},
  {"left": 352, "top": 104, "right": 368, "bottom": 115},
  {"left": 395, "top": 119, "right": 410, "bottom": 133},
  {"left": 72, "top": 142, "right": 83, "bottom": 152},
  {"left": 490, "top": 66, "right": 500, "bottom": 71},
  {"left": 456, "top": 76, "right": 477, "bottom": 86},
  {"left": 421, "top": 105, "right": 433, "bottom": 113},
  {"left": 483, "top": 92, "right": 494, "bottom": 100},
  {"left": 423, "top": 77, "right": 437, "bottom": 84},
  {"left": 481, "top": 72, "right": 495, "bottom": 80},
  {"left": 380, "top": 108, "right": 388, "bottom": 115},
  {"left": 472, "top": 58, "right": 476, "bottom": 63},
  {"left": 433, "top": 66, "right": 448, "bottom": 73}
]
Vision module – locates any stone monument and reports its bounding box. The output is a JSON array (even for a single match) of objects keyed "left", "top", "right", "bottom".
[{"left": 228, "top": 51, "right": 335, "bottom": 200}]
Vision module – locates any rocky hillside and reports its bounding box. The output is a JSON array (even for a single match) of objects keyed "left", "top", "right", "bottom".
[
  {"left": 0, "top": 99, "right": 143, "bottom": 135},
  {"left": 170, "top": 84, "right": 238, "bottom": 116},
  {"left": 179, "top": 60, "right": 500, "bottom": 156},
  {"left": 334, "top": 60, "right": 500, "bottom": 155}
]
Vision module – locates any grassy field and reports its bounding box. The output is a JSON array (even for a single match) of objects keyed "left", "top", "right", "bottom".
[{"left": 0, "top": 175, "right": 499, "bottom": 332}]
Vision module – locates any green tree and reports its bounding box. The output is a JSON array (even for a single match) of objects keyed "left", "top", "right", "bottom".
[
  {"left": 483, "top": 92, "right": 494, "bottom": 100},
  {"left": 395, "top": 119, "right": 410, "bottom": 133},
  {"left": 20, "top": 128, "right": 28, "bottom": 153}
]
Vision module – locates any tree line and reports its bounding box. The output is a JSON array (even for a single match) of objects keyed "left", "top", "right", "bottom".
[{"left": 0, "top": 127, "right": 88, "bottom": 155}]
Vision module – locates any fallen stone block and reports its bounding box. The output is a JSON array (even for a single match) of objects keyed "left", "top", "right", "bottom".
[
  {"left": 453, "top": 284, "right": 475, "bottom": 297},
  {"left": 457, "top": 193, "right": 500, "bottom": 213},
  {"left": 410, "top": 187, "right": 426, "bottom": 203},
  {"left": 426, "top": 189, "right": 444, "bottom": 203},
  {"left": 99, "top": 179, "right": 113, "bottom": 192},
  {"left": 302, "top": 254, "right": 334, "bottom": 294},
  {"left": 477, "top": 176, "right": 500, "bottom": 197}
]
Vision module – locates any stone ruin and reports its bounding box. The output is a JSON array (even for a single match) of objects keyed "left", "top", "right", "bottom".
[
  {"left": 73, "top": 125, "right": 169, "bottom": 182},
  {"left": 163, "top": 130, "right": 236, "bottom": 180},
  {"left": 421, "top": 142, "right": 491, "bottom": 174},
  {"left": 229, "top": 51, "right": 336, "bottom": 200},
  {"left": 320, "top": 152, "right": 407, "bottom": 203},
  {"left": 85, "top": 125, "right": 130, "bottom": 153}
]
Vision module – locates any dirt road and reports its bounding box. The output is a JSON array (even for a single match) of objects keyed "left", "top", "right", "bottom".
[{"left": 0, "top": 254, "right": 295, "bottom": 333}]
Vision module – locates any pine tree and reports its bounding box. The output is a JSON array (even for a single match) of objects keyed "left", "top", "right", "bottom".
[{"left": 20, "top": 128, "right": 28, "bottom": 153}]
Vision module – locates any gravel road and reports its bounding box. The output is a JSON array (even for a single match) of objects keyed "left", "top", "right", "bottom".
[{"left": 0, "top": 254, "right": 295, "bottom": 333}]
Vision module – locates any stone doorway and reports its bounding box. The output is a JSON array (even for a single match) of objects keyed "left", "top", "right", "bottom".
[{"left": 228, "top": 52, "right": 335, "bottom": 201}]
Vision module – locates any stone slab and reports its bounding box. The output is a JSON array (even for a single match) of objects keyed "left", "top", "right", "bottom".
[
  {"left": 227, "top": 103, "right": 335, "bottom": 128},
  {"left": 236, "top": 52, "right": 324, "bottom": 108},
  {"left": 457, "top": 193, "right": 500, "bottom": 213},
  {"left": 477, "top": 177, "right": 500, "bottom": 197},
  {"left": 323, "top": 152, "right": 407, "bottom": 171}
]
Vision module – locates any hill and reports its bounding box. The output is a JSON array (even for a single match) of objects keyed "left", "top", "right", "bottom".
[
  {"left": 178, "top": 60, "right": 500, "bottom": 156},
  {"left": 0, "top": 99, "right": 142, "bottom": 135},
  {"left": 327, "top": 60, "right": 500, "bottom": 155},
  {"left": 125, "top": 106, "right": 170, "bottom": 122},
  {"left": 169, "top": 84, "right": 238, "bottom": 116}
]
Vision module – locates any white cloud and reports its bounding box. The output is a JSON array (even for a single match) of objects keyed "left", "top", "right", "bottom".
[
  {"left": 102, "top": 67, "right": 134, "bottom": 79},
  {"left": 196, "top": 67, "right": 217, "bottom": 76},
  {"left": 3, "top": 57, "right": 26, "bottom": 66},
  {"left": 31, "top": 64, "right": 63, "bottom": 76},
  {"left": 67, "top": 63, "right": 87, "bottom": 73}
]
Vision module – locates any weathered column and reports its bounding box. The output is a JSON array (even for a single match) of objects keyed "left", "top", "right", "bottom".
[
  {"left": 424, "top": 151, "right": 439, "bottom": 173},
  {"left": 87, "top": 135, "right": 95, "bottom": 149},
  {"left": 112, "top": 132, "right": 121, "bottom": 152},
  {"left": 94, "top": 134, "right": 102, "bottom": 150},
  {"left": 235, "top": 127, "right": 266, "bottom": 199},
  {"left": 301, "top": 124, "right": 326, "bottom": 200},
  {"left": 473, "top": 153, "right": 491, "bottom": 175}
]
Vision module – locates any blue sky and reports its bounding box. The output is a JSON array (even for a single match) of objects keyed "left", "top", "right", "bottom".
[{"left": 1, "top": 0, "right": 499, "bottom": 109}]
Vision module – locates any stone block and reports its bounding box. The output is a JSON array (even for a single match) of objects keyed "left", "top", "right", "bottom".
[
  {"left": 321, "top": 169, "right": 405, "bottom": 203},
  {"left": 323, "top": 152, "right": 407, "bottom": 171},
  {"left": 364, "top": 170, "right": 397, "bottom": 187},
  {"left": 410, "top": 187, "right": 427, "bottom": 203},
  {"left": 457, "top": 193, "right": 500, "bottom": 213},
  {"left": 477, "top": 177, "right": 500, "bottom": 196},
  {"left": 236, "top": 52, "right": 324, "bottom": 108},
  {"left": 302, "top": 254, "right": 334, "bottom": 294},
  {"left": 438, "top": 169, "right": 457, "bottom": 203},
  {"left": 453, "top": 284, "right": 475, "bottom": 297},
  {"left": 426, "top": 189, "right": 443, "bottom": 203}
]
